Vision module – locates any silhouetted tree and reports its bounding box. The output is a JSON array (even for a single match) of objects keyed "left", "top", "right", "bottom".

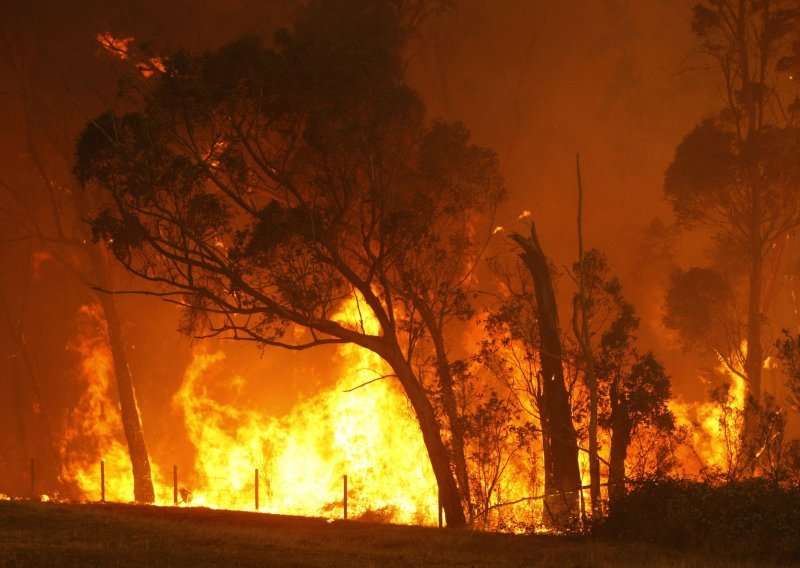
[
  {"left": 74, "top": 0, "right": 503, "bottom": 527},
  {"left": 590, "top": 269, "right": 673, "bottom": 505},
  {"left": 496, "top": 224, "right": 581, "bottom": 529},
  {"left": 664, "top": 267, "right": 742, "bottom": 370},
  {"left": 666, "top": 1, "right": 800, "bottom": 451}
]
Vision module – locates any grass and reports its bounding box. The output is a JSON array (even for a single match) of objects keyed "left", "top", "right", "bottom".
[{"left": 0, "top": 500, "right": 784, "bottom": 567}]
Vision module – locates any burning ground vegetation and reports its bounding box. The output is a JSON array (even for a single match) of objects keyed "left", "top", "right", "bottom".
[
  {"left": 5, "top": 1, "right": 800, "bottom": 565},
  {"left": 27, "top": 300, "right": 800, "bottom": 538}
]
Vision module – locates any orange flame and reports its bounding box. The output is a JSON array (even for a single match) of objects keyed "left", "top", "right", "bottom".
[
  {"left": 61, "top": 305, "right": 165, "bottom": 502},
  {"left": 172, "top": 300, "right": 441, "bottom": 522},
  {"left": 669, "top": 350, "right": 747, "bottom": 475},
  {"left": 61, "top": 305, "right": 136, "bottom": 501}
]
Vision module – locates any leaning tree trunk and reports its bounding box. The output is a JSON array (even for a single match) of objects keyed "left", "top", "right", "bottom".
[
  {"left": 383, "top": 345, "right": 467, "bottom": 528},
  {"left": 416, "top": 301, "right": 473, "bottom": 522},
  {"left": 87, "top": 247, "right": 155, "bottom": 503},
  {"left": 433, "top": 345, "right": 473, "bottom": 523},
  {"left": 511, "top": 225, "right": 581, "bottom": 530}
]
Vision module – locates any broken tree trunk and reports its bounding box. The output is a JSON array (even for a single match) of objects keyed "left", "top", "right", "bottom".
[{"left": 510, "top": 225, "right": 581, "bottom": 530}]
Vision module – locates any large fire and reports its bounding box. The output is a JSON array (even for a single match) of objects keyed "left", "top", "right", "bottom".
[
  {"left": 60, "top": 305, "right": 165, "bottom": 502},
  {"left": 173, "top": 344, "right": 438, "bottom": 523},
  {"left": 55, "top": 302, "right": 764, "bottom": 526},
  {"left": 669, "top": 351, "right": 747, "bottom": 475},
  {"left": 63, "top": 301, "right": 444, "bottom": 523}
]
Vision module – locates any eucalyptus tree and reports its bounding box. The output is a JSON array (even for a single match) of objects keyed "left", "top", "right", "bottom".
[{"left": 75, "top": 0, "right": 503, "bottom": 526}]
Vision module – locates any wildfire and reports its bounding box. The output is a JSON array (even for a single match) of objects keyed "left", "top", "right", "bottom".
[
  {"left": 172, "top": 300, "right": 440, "bottom": 523},
  {"left": 63, "top": 299, "right": 444, "bottom": 523},
  {"left": 96, "top": 32, "right": 165, "bottom": 77},
  {"left": 669, "top": 352, "right": 747, "bottom": 475},
  {"left": 61, "top": 305, "right": 165, "bottom": 502}
]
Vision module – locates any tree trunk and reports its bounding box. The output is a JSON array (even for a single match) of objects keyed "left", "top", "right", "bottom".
[
  {"left": 433, "top": 345, "right": 473, "bottom": 523},
  {"left": 88, "top": 247, "right": 155, "bottom": 503},
  {"left": 383, "top": 345, "right": 467, "bottom": 528},
  {"left": 510, "top": 225, "right": 581, "bottom": 530},
  {"left": 416, "top": 301, "right": 473, "bottom": 523},
  {"left": 575, "top": 155, "right": 601, "bottom": 518}
]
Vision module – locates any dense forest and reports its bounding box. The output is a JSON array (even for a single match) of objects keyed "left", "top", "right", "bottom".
[{"left": 1, "top": 1, "right": 800, "bottom": 560}]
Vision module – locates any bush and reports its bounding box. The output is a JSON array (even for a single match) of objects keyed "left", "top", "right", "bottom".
[{"left": 596, "top": 478, "right": 800, "bottom": 563}]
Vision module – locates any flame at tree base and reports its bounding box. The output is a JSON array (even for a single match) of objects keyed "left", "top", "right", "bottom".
[{"left": 173, "top": 346, "right": 439, "bottom": 524}]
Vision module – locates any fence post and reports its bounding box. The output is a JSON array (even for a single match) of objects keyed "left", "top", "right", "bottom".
[
  {"left": 30, "top": 458, "right": 35, "bottom": 500},
  {"left": 101, "top": 460, "right": 105, "bottom": 503},
  {"left": 343, "top": 474, "right": 348, "bottom": 520},
  {"left": 438, "top": 491, "right": 443, "bottom": 528},
  {"left": 173, "top": 465, "right": 178, "bottom": 505},
  {"left": 254, "top": 468, "right": 259, "bottom": 511}
]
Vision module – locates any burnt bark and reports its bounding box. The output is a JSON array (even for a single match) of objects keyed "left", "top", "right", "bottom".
[
  {"left": 383, "top": 345, "right": 467, "bottom": 528},
  {"left": 510, "top": 225, "right": 581, "bottom": 529}
]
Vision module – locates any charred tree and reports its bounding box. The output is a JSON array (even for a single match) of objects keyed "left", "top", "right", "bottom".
[
  {"left": 590, "top": 274, "right": 673, "bottom": 509},
  {"left": 510, "top": 225, "right": 581, "bottom": 529},
  {"left": 382, "top": 346, "right": 467, "bottom": 527},
  {"left": 423, "top": 310, "right": 473, "bottom": 522},
  {"left": 406, "top": 271, "right": 482, "bottom": 522}
]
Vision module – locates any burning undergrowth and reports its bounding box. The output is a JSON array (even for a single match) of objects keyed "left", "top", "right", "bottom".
[
  {"left": 55, "top": 302, "right": 794, "bottom": 530},
  {"left": 173, "top": 343, "right": 438, "bottom": 524},
  {"left": 61, "top": 301, "right": 440, "bottom": 524}
]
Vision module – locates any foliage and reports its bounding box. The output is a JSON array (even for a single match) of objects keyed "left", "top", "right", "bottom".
[
  {"left": 775, "top": 330, "right": 800, "bottom": 412},
  {"left": 74, "top": 0, "right": 505, "bottom": 527},
  {"left": 665, "top": 0, "right": 800, "bottom": 416},
  {"left": 462, "top": 386, "right": 537, "bottom": 526},
  {"left": 598, "top": 478, "right": 800, "bottom": 563},
  {"left": 663, "top": 267, "right": 739, "bottom": 357},
  {"left": 571, "top": 250, "right": 675, "bottom": 480}
]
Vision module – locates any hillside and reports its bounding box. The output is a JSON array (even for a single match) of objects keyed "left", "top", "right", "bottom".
[{"left": 0, "top": 500, "right": 780, "bottom": 567}]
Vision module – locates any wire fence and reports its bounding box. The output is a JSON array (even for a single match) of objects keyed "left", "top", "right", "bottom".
[
  {"left": 21, "top": 457, "right": 621, "bottom": 530},
  {"left": 22, "top": 457, "right": 448, "bottom": 527}
]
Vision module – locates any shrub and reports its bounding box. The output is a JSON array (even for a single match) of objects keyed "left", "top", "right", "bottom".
[{"left": 596, "top": 478, "right": 800, "bottom": 563}]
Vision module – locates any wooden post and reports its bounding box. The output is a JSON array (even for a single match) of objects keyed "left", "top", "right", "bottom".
[
  {"left": 343, "top": 475, "right": 348, "bottom": 520},
  {"left": 101, "top": 460, "right": 105, "bottom": 503},
  {"left": 30, "top": 458, "right": 35, "bottom": 500},
  {"left": 438, "top": 491, "right": 443, "bottom": 528},
  {"left": 254, "top": 468, "right": 259, "bottom": 511},
  {"left": 173, "top": 465, "right": 178, "bottom": 505}
]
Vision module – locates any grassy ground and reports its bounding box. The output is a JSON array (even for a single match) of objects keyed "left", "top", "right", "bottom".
[{"left": 0, "top": 500, "right": 782, "bottom": 567}]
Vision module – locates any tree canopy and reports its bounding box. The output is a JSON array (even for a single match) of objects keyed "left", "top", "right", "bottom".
[{"left": 74, "top": 0, "right": 504, "bottom": 527}]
